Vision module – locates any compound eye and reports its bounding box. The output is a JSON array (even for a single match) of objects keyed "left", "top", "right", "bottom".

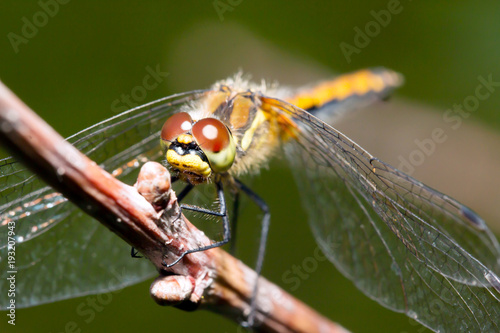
[
  {"left": 192, "top": 118, "right": 230, "bottom": 153},
  {"left": 161, "top": 112, "right": 193, "bottom": 142},
  {"left": 192, "top": 118, "right": 236, "bottom": 173}
]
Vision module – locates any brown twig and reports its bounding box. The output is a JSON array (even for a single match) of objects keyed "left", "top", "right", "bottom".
[{"left": 0, "top": 80, "right": 349, "bottom": 333}]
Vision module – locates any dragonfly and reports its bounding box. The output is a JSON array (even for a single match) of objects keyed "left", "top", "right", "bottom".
[{"left": 1, "top": 68, "right": 500, "bottom": 332}]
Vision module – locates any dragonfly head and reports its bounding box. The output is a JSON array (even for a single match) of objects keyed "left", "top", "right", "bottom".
[{"left": 160, "top": 112, "right": 236, "bottom": 183}]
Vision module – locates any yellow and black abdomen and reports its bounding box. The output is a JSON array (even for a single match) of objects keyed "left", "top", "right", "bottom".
[{"left": 287, "top": 67, "right": 403, "bottom": 117}]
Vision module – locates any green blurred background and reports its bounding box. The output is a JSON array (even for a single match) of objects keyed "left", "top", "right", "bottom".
[{"left": 1, "top": 1, "right": 500, "bottom": 332}]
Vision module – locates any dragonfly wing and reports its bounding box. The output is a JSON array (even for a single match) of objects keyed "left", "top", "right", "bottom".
[
  {"left": 261, "top": 96, "right": 500, "bottom": 332},
  {"left": 0, "top": 90, "right": 208, "bottom": 309}
]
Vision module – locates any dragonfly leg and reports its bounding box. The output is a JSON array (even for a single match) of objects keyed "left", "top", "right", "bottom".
[
  {"left": 162, "top": 180, "right": 230, "bottom": 268},
  {"left": 229, "top": 191, "right": 240, "bottom": 256},
  {"left": 235, "top": 179, "right": 270, "bottom": 329},
  {"left": 176, "top": 183, "right": 194, "bottom": 202},
  {"left": 130, "top": 247, "right": 143, "bottom": 258}
]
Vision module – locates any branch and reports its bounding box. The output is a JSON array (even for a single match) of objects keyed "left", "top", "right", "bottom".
[{"left": 0, "top": 80, "right": 349, "bottom": 333}]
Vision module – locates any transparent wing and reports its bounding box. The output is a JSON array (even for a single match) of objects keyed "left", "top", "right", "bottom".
[
  {"left": 0, "top": 90, "right": 209, "bottom": 309},
  {"left": 261, "top": 97, "right": 500, "bottom": 332}
]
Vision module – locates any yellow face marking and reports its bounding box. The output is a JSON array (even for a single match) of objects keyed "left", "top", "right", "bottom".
[
  {"left": 177, "top": 134, "right": 193, "bottom": 145},
  {"left": 166, "top": 150, "right": 211, "bottom": 177}
]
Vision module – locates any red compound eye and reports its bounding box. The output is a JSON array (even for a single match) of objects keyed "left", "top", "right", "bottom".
[
  {"left": 192, "top": 118, "right": 230, "bottom": 153},
  {"left": 161, "top": 112, "right": 193, "bottom": 142}
]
